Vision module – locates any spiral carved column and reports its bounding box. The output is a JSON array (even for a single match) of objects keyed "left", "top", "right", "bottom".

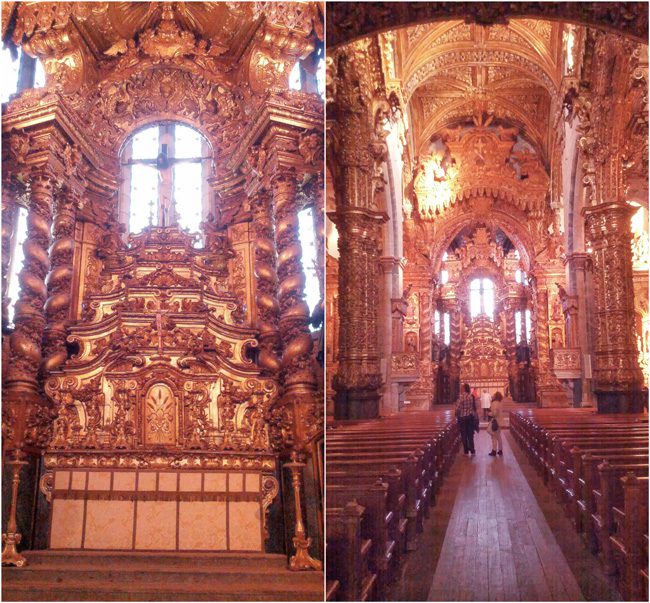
[
  {"left": 2, "top": 167, "right": 55, "bottom": 566},
  {"left": 272, "top": 168, "right": 321, "bottom": 571},
  {"left": 584, "top": 202, "right": 644, "bottom": 412},
  {"left": 448, "top": 302, "right": 462, "bottom": 401},
  {"left": 42, "top": 185, "right": 79, "bottom": 375},
  {"left": 251, "top": 190, "right": 281, "bottom": 374}
]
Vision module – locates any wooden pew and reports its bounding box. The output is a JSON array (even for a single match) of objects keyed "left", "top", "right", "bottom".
[
  {"left": 327, "top": 469, "right": 407, "bottom": 556},
  {"left": 509, "top": 409, "right": 649, "bottom": 601},
  {"left": 326, "top": 501, "right": 376, "bottom": 602},
  {"left": 609, "top": 474, "right": 649, "bottom": 601},
  {"left": 326, "top": 410, "right": 459, "bottom": 598},
  {"left": 328, "top": 481, "right": 397, "bottom": 598}
]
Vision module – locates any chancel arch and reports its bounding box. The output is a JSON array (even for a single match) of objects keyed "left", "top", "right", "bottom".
[{"left": 1, "top": 1, "right": 324, "bottom": 593}]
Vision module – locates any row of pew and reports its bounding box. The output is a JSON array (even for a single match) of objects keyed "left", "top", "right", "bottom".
[
  {"left": 325, "top": 410, "right": 460, "bottom": 601},
  {"left": 510, "top": 408, "right": 648, "bottom": 601}
]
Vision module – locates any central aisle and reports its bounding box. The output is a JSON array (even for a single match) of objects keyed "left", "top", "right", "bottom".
[{"left": 427, "top": 431, "right": 585, "bottom": 602}]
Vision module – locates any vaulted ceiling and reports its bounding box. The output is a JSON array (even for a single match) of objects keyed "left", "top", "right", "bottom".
[{"left": 392, "top": 19, "right": 564, "bottom": 161}]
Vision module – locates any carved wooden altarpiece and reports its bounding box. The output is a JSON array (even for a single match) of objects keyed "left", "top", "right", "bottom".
[
  {"left": 42, "top": 225, "right": 280, "bottom": 552},
  {"left": 459, "top": 316, "right": 509, "bottom": 394}
]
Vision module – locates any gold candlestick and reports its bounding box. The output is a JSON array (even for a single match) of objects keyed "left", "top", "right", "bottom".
[
  {"left": 284, "top": 452, "right": 322, "bottom": 571},
  {"left": 2, "top": 450, "right": 28, "bottom": 567}
]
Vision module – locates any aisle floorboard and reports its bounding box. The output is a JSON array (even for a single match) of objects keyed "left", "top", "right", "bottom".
[{"left": 427, "top": 431, "right": 584, "bottom": 602}]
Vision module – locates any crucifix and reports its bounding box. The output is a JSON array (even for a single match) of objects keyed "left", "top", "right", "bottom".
[{"left": 121, "top": 124, "right": 210, "bottom": 228}]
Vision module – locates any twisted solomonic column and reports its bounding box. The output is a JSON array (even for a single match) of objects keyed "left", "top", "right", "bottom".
[
  {"left": 272, "top": 169, "right": 316, "bottom": 432},
  {"left": 2, "top": 166, "right": 56, "bottom": 566},
  {"left": 251, "top": 190, "right": 282, "bottom": 374},
  {"left": 42, "top": 184, "right": 80, "bottom": 375},
  {"left": 271, "top": 167, "right": 322, "bottom": 572}
]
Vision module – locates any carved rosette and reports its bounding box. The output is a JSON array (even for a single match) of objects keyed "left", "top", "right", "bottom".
[
  {"left": 584, "top": 202, "right": 644, "bottom": 392},
  {"left": 251, "top": 190, "right": 281, "bottom": 374},
  {"left": 4, "top": 167, "right": 56, "bottom": 449},
  {"left": 42, "top": 185, "right": 79, "bottom": 375}
]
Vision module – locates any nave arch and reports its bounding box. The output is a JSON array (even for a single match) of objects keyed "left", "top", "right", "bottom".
[{"left": 326, "top": 5, "right": 648, "bottom": 419}]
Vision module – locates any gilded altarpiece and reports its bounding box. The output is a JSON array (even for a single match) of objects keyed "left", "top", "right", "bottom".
[
  {"left": 2, "top": 1, "right": 324, "bottom": 568},
  {"left": 43, "top": 226, "right": 279, "bottom": 551}
]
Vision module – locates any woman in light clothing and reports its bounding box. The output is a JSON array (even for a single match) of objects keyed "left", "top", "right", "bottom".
[{"left": 487, "top": 391, "right": 504, "bottom": 456}]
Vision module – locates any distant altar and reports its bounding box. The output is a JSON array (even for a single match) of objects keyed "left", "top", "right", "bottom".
[{"left": 459, "top": 315, "right": 509, "bottom": 394}]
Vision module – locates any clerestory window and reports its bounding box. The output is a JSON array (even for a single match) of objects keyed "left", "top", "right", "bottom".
[{"left": 120, "top": 123, "right": 212, "bottom": 237}]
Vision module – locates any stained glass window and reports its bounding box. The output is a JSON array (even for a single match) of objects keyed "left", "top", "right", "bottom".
[
  {"left": 289, "top": 62, "right": 301, "bottom": 90},
  {"left": 0, "top": 46, "right": 21, "bottom": 102},
  {"left": 525, "top": 309, "right": 532, "bottom": 343},
  {"left": 443, "top": 312, "right": 451, "bottom": 345}
]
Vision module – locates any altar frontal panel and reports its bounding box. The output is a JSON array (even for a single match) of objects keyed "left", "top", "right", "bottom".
[{"left": 49, "top": 469, "right": 264, "bottom": 551}]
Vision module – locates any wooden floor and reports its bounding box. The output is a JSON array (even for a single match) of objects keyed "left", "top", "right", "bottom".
[{"left": 427, "top": 430, "right": 586, "bottom": 602}]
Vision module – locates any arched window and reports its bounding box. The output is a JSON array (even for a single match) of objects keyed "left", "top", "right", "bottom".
[
  {"left": 298, "top": 205, "right": 320, "bottom": 328},
  {"left": 5, "top": 206, "right": 29, "bottom": 327},
  {"left": 288, "top": 45, "right": 325, "bottom": 98},
  {"left": 434, "top": 310, "right": 451, "bottom": 345},
  {"left": 515, "top": 309, "right": 532, "bottom": 344},
  {"left": 443, "top": 312, "right": 451, "bottom": 345},
  {"left": 1, "top": 45, "right": 45, "bottom": 103},
  {"left": 120, "top": 123, "right": 211, "bottom": 236},
  {"left": 469, "top": 278, "right": 495, "bottom": 320}
]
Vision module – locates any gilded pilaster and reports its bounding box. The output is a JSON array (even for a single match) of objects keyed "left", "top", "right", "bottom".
[
  {"left": 329, "top": 37, "right": 391, "bottom": 419},
  {"left": 530, "top": 276, "right": 570, "bottom": 406},
  {"left": 332, "top": 209, "right": 386, "bottom": 418},
  {"left": 584, "top": 202, "right": 644, "bottom": 411}
]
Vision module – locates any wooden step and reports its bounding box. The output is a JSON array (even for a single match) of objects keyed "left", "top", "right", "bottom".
[{"left": 2, "top": 551, "right": 323, "bottom": 602}]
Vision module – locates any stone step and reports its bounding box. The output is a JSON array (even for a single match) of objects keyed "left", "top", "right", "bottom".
[
  {"left": 2, "top": 551, "right": 323, "bottom": 602},
  {"left": 19, "top": 550, "right": 290, "bottom": 570},
  {"left": 2, "top": 581, "right": 323, "bottom": 602},
  {"left": 3, "top": 565, "right": 321, "bottom": 585}
]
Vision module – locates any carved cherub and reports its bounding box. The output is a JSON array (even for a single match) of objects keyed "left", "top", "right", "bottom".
[{"left": 298, "top": 130, "right": 322, "bottom": 165}]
